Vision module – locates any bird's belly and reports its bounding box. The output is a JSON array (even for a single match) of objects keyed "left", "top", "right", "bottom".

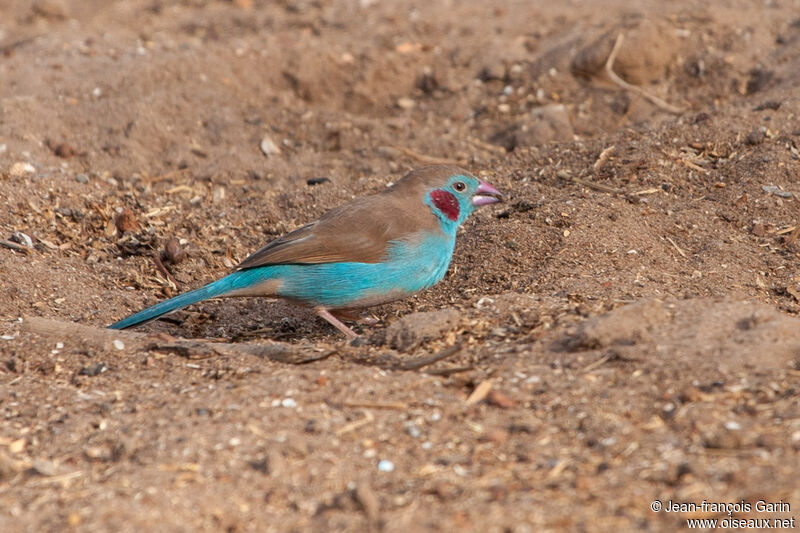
[{"left": 270, "top": 234, "right": 455, "bottom": 309}]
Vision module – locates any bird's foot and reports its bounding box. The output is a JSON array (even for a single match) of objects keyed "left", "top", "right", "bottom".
[
  {"left": 315, "top": 307, "right": 359, "bottom": 339},
  {"left": 332, "top": 309, "right": 379, "bottom": 326}
]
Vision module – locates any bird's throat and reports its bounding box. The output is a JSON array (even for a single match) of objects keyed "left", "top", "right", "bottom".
[{"left": 430, "top": 189, "right": 460, "bottom": 221}]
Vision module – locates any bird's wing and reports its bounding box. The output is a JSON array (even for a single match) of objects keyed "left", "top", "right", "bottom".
[{"left": 234, "top": 195, "right": 436, "bottom": 270}]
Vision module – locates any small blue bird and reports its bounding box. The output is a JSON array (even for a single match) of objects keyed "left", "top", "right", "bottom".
[{"left": 109, "top": 165, "right": 504, "bottom": 338}]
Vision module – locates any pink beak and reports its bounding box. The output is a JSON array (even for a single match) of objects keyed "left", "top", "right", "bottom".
[{"left": 472, "top": 180, "right": 505, "bottom": 206}]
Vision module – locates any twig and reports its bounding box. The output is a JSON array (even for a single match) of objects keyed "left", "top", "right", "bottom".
[
  {"left": 339, "top": 400, "right": 408, "bottom": 410},
  {"left": 0, "top": 239, "right": 32, "bottom": 254},
  {"left": 424, "top": 366, "right": 473, "bottom": 376},
  {"left": 678, "top": 158, "right": 710, "bottom": 175},
  {"left": 144, "top": 168, "right": 190, "bottom": 184},
  {"left": 465, "top": 379, "right": 493, "bottom": 405},
  {"left": 335, "top": 410, "right": 374, "bottom": 436},
  {"left": 22, "top": 316, "right": 334, "bottom": 364},
  {"left": 393, "top": 145, "right": 459, "bottom": 165},
  {"left": 153, "top": 254, "right": 181, "bottom": 290},
  {"left": 572, "top": 176, "right": 622, "bottom": 195},
  {"left": 353, "top": 480, "right": 382, "bottom": 533},
  {"left": 397, "top": 343, "right": 463, "bottom": 370},
  {"left": 788, "top": 225, "right": 800, "bottom": 246},
  {"left": 583, "top": 353, "right": 611, "bottom": 373},
  {"left": 593, "top": 145, "right": 616, "bottom": 171},
  {"left": 605, "top": 34, "right": 684, "bottom": 115},
  {"left": 666, "top": 236, "right": 688, "bottom": 258},
  {"left": 466, "top": 136, "right": 507, "bottom": 155}
]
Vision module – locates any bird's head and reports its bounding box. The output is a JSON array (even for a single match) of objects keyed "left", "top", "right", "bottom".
[{"left": 402, "top": 166, "right": 504, "bottom": 229}]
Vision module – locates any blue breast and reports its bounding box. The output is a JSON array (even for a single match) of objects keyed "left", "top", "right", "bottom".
[{"left": 232, "top": 231, "right": 456, "bottom": 309}]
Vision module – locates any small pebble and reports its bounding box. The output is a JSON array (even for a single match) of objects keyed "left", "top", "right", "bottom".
[
  {"left": 162, "top": 238, "right": 186, "bottom": 265},
  {"left": 745, "top": 129, "right": 765, "bottom": 145},
  {"left": 52, "top": 142, "right": 77, "bottom": 158},
  {"left": 260, "top": 135, "right": 281, "bottom": 156},
  {"left": 112, "top": 339, "right": 125, "bottom": 350},
  {"left": 75, "top": 173, "right": 89, "bottom": 184},
  {"left": 9, "top": 162, "right": 35, "bottom": 176},
  {"left": 397, "top": 97, "right": 415, "bottom": 110},
  {"left": 306, "top": 177, "right": 331, "bottom": 186},
  {"left": 281, "top": 398, "right": 297, "bottom": 408},
  {"left": 79, "top": 363, "right": 108, "bottom": 377},
  {"left": 377, "top": 459, "right": 395, "bottom": 472},
  {"left": 725, "top": 420, "right": 742, "bottom": 431},
  {"left": 114, "top": 208, "right": 138, "bottom": 234},
  {"left": 10, "top": 232, "right": 33, "bottom": 248},
  {"left": 405, "top": 422, "right": 422, "bottom": 438}
]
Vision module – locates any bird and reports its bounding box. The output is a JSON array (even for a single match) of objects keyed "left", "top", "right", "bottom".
[{"left": 109, "top": 165, "right": 504, "bottom": 339}]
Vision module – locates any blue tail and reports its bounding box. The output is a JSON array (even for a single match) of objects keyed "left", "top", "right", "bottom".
[{"left": 108, "top": 275, "right": 236, "bottom": 330}]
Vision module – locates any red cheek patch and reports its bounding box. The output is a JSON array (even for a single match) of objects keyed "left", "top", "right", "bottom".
[{"left": 430, "top": 189, "right": 460, "bottom": 221}]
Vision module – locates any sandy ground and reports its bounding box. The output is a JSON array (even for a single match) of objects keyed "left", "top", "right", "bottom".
[{"left": 1, "top": 0, "right": 800, "bottom": 531}]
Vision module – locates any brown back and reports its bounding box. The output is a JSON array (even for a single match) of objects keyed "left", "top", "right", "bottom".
[{"left": 234, "top": 166, "right": 473, "bottom": 270}]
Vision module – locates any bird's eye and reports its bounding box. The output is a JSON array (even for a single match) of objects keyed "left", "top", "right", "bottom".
[{"left": 453, "top": 181, "right": 466, "bottom": 192}]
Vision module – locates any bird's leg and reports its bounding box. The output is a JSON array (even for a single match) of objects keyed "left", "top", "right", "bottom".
[
  {"left": 315, "top": 307, "right": 359, "bottom": 339},
  {"left": 331, "top": 309, "right": 379, "bottom": 326}
]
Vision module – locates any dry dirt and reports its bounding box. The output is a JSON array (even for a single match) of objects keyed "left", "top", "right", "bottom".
[{"left": 2, "top": 0, "right": 800, "bottom": 531}]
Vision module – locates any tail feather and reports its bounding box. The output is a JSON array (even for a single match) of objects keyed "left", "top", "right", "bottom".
[{"left": 108, "top": 276, "right": 235, "bottom": 330}]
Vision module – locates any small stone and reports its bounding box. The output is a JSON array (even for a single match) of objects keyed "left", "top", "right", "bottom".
[
  {"left": 162, "top": 238, "right": 186, "bottom": 265},
  {"left": 260, "top": 135, "right": 281, "bottom": 156},
  {"left": 212, "top": 187, "right": 226, "bottom": 203},
  {"left": 483, "top": 429, "right": 510, "bottom": 444},
  {"left": 8, "top": 438, "right": 25, "bottom": 454},
  {"left": 745, "top": 129, "right": 765, "bottom": 145},
  {"left": 397, "top": 97, "right": 416, "bottom": 110},
  {"left": 761, "top": 185, "right": 793, "bottom": 198},
  {"left": 385, "top": 309, "right": 460, "bottom": 351},
  {"left": 112, "top": 339, "right": 125, "bottom": 351},
  {"left": 51, "top": 142, "right": 77, "bottom": 158},
  {"left": 75, "top": 173, "right": 89, "bottom": 184},
  {"left": 416, "top": 69, "right": 438, "bottom": 94},
  {"left": 724, "top": 420, "right": 742, "bottom": 431},
  {"left": 79, "top": 363, "right": 108, "bottom": 377},
  {"left": 31, "top": 459, "right": 59, "bottom": 477},
  {"left": 377, "top": 459, "right": 395, "bottom": 472},
  {"left": 114, "top": 208, "right": 138, "bottom": 234},
  {"left": 306, "top": 177, "right": 331, "bottom": 186},
  {"left": 10, "top": 232, "right": 33, "bottom": 248},
  {"left": 405, "top": 422, "right": 422, "bottom": 438},
  {"left": 751, "top": 222, "right": 766, "bottom": 237},
  {"left": 281, "top": 398, "right": 297, "bottom": 408},
  {"left": 9, "top": 162, "right": 35, "bottom": 176},
  {"left": 477, "top": 63, "right": 504, "bottom": 81},
  {"left": 67, "top": 512, "right": 82, "bottom": 527}
]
